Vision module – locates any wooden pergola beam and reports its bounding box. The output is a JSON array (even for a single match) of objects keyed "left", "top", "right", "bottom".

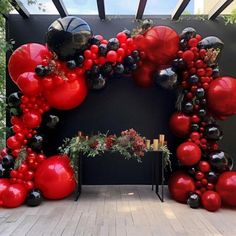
[
  {"left": 171, "top": 0, "right": 191, "bottom": 20},
  {"left": 97, "top": 0, "right": 105, "bottom": 20},
  {"left": 52, "top": 0, "right": 68, "bottom": 17},
  {"left": 10, "top": 0, "right": 30, "bottom": 19},
  {"left": 208, "top": 0, "right": 234, "bottom": 20},
  {"left": 136, "top": 0, "right": 147, "bottom": 20}
]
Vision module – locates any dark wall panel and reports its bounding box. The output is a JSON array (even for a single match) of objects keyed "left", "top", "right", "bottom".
[{"left": 6, "top": 15, "right": 236, "bottom": 184}]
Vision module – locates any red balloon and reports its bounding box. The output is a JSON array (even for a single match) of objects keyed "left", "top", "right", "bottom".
[
  {"left": 2, "top": 183, "right": 27, "bottom": 208},
  {"left": 201, "top": 191, "right": 221, "bottom": 212},
  {"left": 135, "top": 26, "right": 179, "bottom": 66},
  {"left": 198, "top": 161, "right": 211, "bottom": 173},
  {"left": 133, "top": 62, "right": 155, "bottom": 87},
  {"left": 207, "top": 76, "right": 236, "bottom": 120},
  {"left": 176, "top": 141, "right": 202, "bottom": 166},
  {"left": 44, "top": 76, "right": 87, "bottom": 110},
  {"left": 8, "top": 43, "right": 50, "bottom": 83},
  {"left": 169, "top": 112, "right": 191, "bottom": 137},
  {"left": 7, "top": 136, "right": 22, "bottom": 149},
  {"left": 168, "top": 171, "right": 195, "bottom": 203},
  {"left": 22, "top": 111, "right": 42, "bottom": 129},
  {"left": 34, "top": 155, "right": 76, "bottom": 199},
  {"left": 216, "top": 171, "right": 236, "bottom": 207},
  {"left": 17, "top": 72, "right": 41, "bottom": 96},
  {"left": 0, "top": 179, "right": 10, "bottom": 206}
]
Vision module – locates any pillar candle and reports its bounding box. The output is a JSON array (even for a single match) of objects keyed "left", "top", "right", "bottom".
[
  {"left": 159, "top": 134, "right": 165, "bottom": 146},
  {"left": 153, "top": 139, "right": 159, "bottom": 151},
  {"left": 146, "top": 139, "right": 151, "bottom": 150}
]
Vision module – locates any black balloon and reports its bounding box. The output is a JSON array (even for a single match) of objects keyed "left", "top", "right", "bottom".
[
  {"left": 180, "top": 27, "right": 196, "bottom": 40},
  {"left": 182, "top": 102, "right": 193, "bottom": 114},
  {"left": 209, "top": 151, "right": 233, "bottom": 173},
  {"left": 98, "top": 44, "right": 108, "bottom": 56},
  {"left": 204, "top": 124, "right": 223, "bottom": 141},
  {"left": 206, "top": 171, "right": 218, "bottom": 184},
  {"left": 195, "top": 88, "right": 205, "bottom": 98},
  {"left": 187, "top": 167, "right": 196, "bottom": 176},
  {"left": 101, "top": 62, "right": 113, "bottom": 76},
  {"left": 28, "top": 135, "right": 44, "bottom": 152},
  {"left": 8, "top": 92, "right": 21, "bottom": 107},
  {"left": 46, "top": 16, "right": 92, "bottom": 60},
  {"left": 26, "top": 189, "right": 43, "bottom": 207},
  {"left": 2, "top": 155, "right": 14, "bottom": 169},
  {"left": 107, "top": 38, "right": 120, "bottom": 51},
  {"left": 86, "top": 74, "right": 106, "bottom": 90},
  {"left": 187, "top": 193, "right": 201, "bottom": 209},
  {"left": 198, "top": 36, "right": 224, "bottom": 65},
  {"left": 154, "top": 67, "right": 177, "bottom": 90}
]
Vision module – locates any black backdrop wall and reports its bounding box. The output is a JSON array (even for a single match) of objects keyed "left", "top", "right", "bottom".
[{"left": 6, "top": 15, "right": 236, "bottom": 184}]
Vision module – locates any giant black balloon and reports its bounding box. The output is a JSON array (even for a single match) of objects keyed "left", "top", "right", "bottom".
[
  {"left": 46, "top": 16, "right": 92, "bottom": 60},
  {"left": 209, "top": 151, "right": 233, "bottom": 173},
  {"left": 28, "top": 135, "right": 44, "bottom": 153},
  {"left": 26, "top": 189, "right": 43, "bottom": 207},
  {"left": 154, "top": 67, "right": 177, "bottom": 90},
  {"left": 204, "top": 124, "right": 223, "bottom": 141},
  {"left": 187, "top": 193, "right": 200, "bottom": 209},
  {"left": 198, "top": 36, "right": 224, "bottom": 65}
]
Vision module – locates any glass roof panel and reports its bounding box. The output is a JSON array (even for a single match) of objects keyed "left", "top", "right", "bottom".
[
  {"left": 63, "top": 0, "right": 98, "bottom": 15},
  {"left": 105, "top": 0, "right": 139, "bottom": 15}
]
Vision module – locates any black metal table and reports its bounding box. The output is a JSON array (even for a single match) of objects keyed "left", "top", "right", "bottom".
[{"left": 74, "top": 151, "right": 164, "bottom": 202}]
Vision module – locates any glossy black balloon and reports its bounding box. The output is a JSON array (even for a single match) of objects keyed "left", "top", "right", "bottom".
[
  {"left": 26, "top": 189, "right": 43, "bottom": 207},
  {"left": 191, "top": 123, "right": 199, "bottom": 132},
  {"left": 86, "top": 74, "right": 106, "bottom": 90},
  {"left": 35, "top": 65, "right": 49, "bottom": 77},
  {"left": 8, "top": 92, "right": 21, "bottom": 107},
  {"left": 154, "top": 67, "right": 177, "bottom": 90},
  {"left": 195, "top": 88, "right": 205, "bottom": 98},
  {"left": 204, "top": 124, "right": 223, "bottom": 141},
  {"left": 122, "top": 29, "right": 131, "bottom": 38},
  {"left": 206, "top": 171, "right": 218, "bottom": 183},
  {"left": 101, "top": 62, "right": 113, "bottom": 76},
  {"left": 66, "top": 60, "right": 77, "bottom": 70},
  {"left": 189, "top": 74, "right": 199, "bottom": 84},
  {"left": 182, "top": 102, "right": 193, "bottom": 114},
  {"left": 46, "top": 16, "right": 92, "bottom": 60},
  {"left": 180, "top": 27, "right": 196, "bottom": 40},
  {"left": 98, "top": 44, "right": 107, "bottom": 56},
  {"left": 187, "top": 193, "right": 201, "bottom": 209},
  {"left": 107, "top": 38, "right": 120, "bottom": 51},
  {"left": 114, "top": 63, "right": 125, "bottom": 74},
  {"left": 2, "top": 155, "right": 14, "bottom": 169},
  {"left": 28, "top": 135, "right": 44, "bottom": 152},
  {"left": 209, "top": 151, "right": 233, "bottom": 173}
]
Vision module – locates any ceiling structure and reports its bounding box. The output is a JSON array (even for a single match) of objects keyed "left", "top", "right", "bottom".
[{"left": 10, "top": 0, "right": 235, "bottom": 20}]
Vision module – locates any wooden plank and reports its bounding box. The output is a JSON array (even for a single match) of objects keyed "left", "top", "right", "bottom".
[
  {"left": 52, "top": 0, "right": 68, "bottom": 17},
  {"left": 208, "top": 0, "right": 234, "bottom": 20},
  {"left": 97, "top": 0, "right": 106, "bottom": 20},
  {"left": 10, "top": 0, "right": 30, "bottom": 18},
  {"left": 171, "top": 0, "right": 191, "bottom": 20},
  {"left": 136, "top": 0, "right": 147, "bottom": 20}
]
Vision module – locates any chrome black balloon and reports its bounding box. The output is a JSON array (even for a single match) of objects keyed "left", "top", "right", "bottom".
[
  {"left": 204, "top": 124, "right": 223, "bottom": 141},
  {"left": 26, "top": 189, "right": 43, "bottom": 207},
  {"left": 187, "top": 193, "right": 200, "bottom": 209}
]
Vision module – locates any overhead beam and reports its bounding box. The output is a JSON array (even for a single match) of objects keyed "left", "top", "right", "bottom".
[
  {"left": 171, "top": 0, "right": 191, "bottom": 20},
  {"left": 52, "top": 0, "right": 68, "bottom": 17},
  {"left": 136, "top": 0, "right": 147, "bottom": 19},
  {"left": 208, "top": 0, "right": 234, "bottom": 20},
  {"left": 97, "top": 0, "right": 105, "bottom": 20},
  {"left": 10, "top": 0, "right": 30, "bottom": 18}
]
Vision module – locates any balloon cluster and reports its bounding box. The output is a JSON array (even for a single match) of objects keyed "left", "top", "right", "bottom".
[{"left": 1, "top": 16, "right": 236, "bottom": 211}]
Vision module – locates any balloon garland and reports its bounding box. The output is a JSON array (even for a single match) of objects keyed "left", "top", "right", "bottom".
[{"left": 0, "top": 16, "right": 236, "bottom": 210}]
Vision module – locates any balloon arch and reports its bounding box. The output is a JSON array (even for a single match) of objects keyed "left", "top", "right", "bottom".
[{"left": 0, "top": 16, "right": 236, "bottom": 211}]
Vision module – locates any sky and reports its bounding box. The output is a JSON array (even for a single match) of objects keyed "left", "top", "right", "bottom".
[{"left": 16, "top": 0, "right": 194, "bottom": 15}]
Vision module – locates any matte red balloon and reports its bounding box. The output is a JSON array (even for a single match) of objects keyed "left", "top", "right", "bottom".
[
  {"left": 17, "top": 72, "right": 41, "bottom": 96},
  {"left": 0, "top": 179, "right": 10, "bottom": 206},
  {"left": 44, "top": 76, "right": 87, "bottom": 110},
  {"left": 34, "top": 155, "right": 76, "bottom": 199},
  {"left": 216, "top": 171, "right": 236, "bottom": 207},
  {"left": 169, "top": 112, "right": 191, "bottom": 137},
  {"left": 8, "top": 43, "right": 50, "bottom": 83},
  {"left": 201, "top": 191, "right": 221, "bottom": 212},
  {"left": 168, "top": 171, "right": 195, "bottom": 203},
  {"left": 176, "top": 141, "right": 202, "bottom": 166},
  {"left": 2, "top": 183, "right": 27, "bottom": 208},
  {"left": 133, "top": 62, "right": 155, "bottom": 87},
  {"left": 22, "top": 111, "right": 42, "bottom": 129},
  {"left": 207, "top": 76, "right": 236, "bottom": 120},
  {"left": 136, "top": 26, "right": 179, "bottom": 66}
]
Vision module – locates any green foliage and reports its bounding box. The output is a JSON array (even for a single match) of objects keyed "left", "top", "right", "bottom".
[{"left": 223, "top": 9, "right": 236, "bottom": 24}]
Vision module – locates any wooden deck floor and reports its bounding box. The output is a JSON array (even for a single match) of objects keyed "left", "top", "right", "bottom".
[{"left": 0, "top": 185, "right": 235, "bottom": 236}]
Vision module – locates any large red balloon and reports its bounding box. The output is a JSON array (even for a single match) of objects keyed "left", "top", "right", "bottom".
[
  {"left": 135, "top": 26, "right": 179, "bottom": 67},
  {"left": 2, "top": 183, "right": 27, "bottom": 208},
  {"left": 17, "top": 72, "right": 41, "bottom": 96},
  {"left": 169, "top": 112, "right": 191, "bottom": 137},
  {"left": 168, "top": 171, "right": 195, "bottom": 203},
  {"left": 133, "top": 62, "right": 155, "bottom": 88},
  {"left": 201, "top": 191, "right": 221, "bottom": 212},
  {"left": 44, "top": 77, "right": 87, "bottom": 110},
  {"left": 207, "top": 76, "right": 236, "bottom": 120},
  {"left": 34, "top": 155, "right": 76, "bottom": 199},
  {"left": 22, "top": 111, "right": 42, "bottom": 129},
  {"left": 0, "top": 179, "right": 10, "bottom": 206},
  {"left": 216, "top": 171, "right": 236, "bottom": 207},
  {"left": 8, "top": 43, "right": 50, "bottom": 83},
  {"left": 176, "top": 141, "right": 202, "bottom": 166}
]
